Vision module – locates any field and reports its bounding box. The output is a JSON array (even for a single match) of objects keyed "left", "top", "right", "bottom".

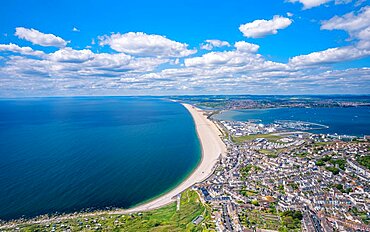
[
  {"left": 3, "top": 190, "right": 214, "bottom": 232},
  {"left": 239, "top": 209, "right": 281, "bottom": 231},
  {"left": 239, "top": 209, "right": 302, "bottom": 232},
  {"left": 232, "top": 134, "right": 282, "bottom": 144}
]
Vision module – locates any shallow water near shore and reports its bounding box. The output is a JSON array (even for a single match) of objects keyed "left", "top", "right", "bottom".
[{"left": 0, "top": 97, "right": 201, "bottom": 220}]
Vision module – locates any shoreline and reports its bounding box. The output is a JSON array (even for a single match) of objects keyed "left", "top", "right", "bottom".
[
  {"left": 120, "top": 103, "right": 226, "bottom": 213},
  {"left": 0, "top": 103, "right": 226, "bottom": 228}
]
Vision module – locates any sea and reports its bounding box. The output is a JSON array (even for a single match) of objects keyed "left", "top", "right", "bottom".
[
  {"left": 0, "top": 97, "right": 201, "bottom": 220},
  {"left": 213, "top": 107, "right": 370, "bottom": 136}
]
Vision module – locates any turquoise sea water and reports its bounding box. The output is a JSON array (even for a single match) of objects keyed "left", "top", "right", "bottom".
[
  {"left": 214, "top": 107, "right": 370, "bottom": 136},
  {"left": 0, "top": 97, "right": 201, "bottom": 220}
]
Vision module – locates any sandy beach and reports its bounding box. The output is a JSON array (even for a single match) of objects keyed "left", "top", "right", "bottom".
[
  {"left": 123, "top": 103, "right": 226, "bottom": 213},
  {"left": 0, "top": 103, "right": 226, "bottom": 229}
]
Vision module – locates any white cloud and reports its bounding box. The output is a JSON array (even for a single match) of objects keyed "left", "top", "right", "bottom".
[
  {"left": 334, "top": 0, "right": 353, "bottom": 4},
  {"left": 184, "top": 51, "right": 259, "bottom": 68},
  {"left": 72, "top": 27, "right": 80, "bottom": 32},
  {"left": 321, "top": 6, "right": 370, "bottom": 50},
  {"left": 321, "top": 6, "right": 370, "bottom": 39},
  {"left": 0, "top": 43, "right": 45, "bottom": 57},
  {"left": 1, "top": 17, "right": 370, "bottom": 95},
  {"left": 239, "top": 15, "right": 292, "bottom": 38},
  {"left": 98, "top": 32, "right": 197, "bottom": 57},
  {"left": 184, "top": 42, "right": 285, "bottom": 74},
  {"left": 234, "top": 41, "right": 260, "bottom": 53},
  {"left": 289, "top": 6, "right": 370, "bottom": 67},
  {"left": 200, "top": 39, "right": 230, "bottom": 50},
  {"left": 287, "top": 0, "right": 353, "bottom": 9},
  {"left": 287, "top": 0, "right": 331, "bottom": 9},
  {"left": 289, "top": 46, "right": 370, "bottom": 66},
  {"left": 15, "top": 27, "right": 67, "bottom": 48},
  {"left": 49, "top": 48, "right": 94, "bottom": 63}
]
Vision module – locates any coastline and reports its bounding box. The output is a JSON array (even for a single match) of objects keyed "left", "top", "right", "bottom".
[
  {"left": 0, "top": 103, "right": 226, "bottom": 228},
  {"left": 122, "top": 103, "right": 226, "bottom": 213}
]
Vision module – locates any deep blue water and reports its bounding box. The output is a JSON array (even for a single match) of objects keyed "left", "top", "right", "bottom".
[
  {"left": 0, "top": 97, "right": 200, "bottom": 220},
  {"left": 214, "top": 107, "right": 370, "bottom": 136}
]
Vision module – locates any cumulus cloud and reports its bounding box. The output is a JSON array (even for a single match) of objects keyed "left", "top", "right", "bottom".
[
  {"left": 184, "top": 41, "right": 285, "bottom": 75},
  {"left": 98, "top": 32, "right": 197, "bottom": 57},
  {"left": 48, "top": 48, "right": 94, "bottom": 63},
  {"left": 289, "top": 6, "right": 370, "bottom": 66},
  {"left": 183, "top": 50, "right": 262, "bottom": 68},
  {"left": 321, "top": 6, "right": 370, "bottom": 40},
  {"left": 287, "top": 0, "right": 354, "bottom": 9},
  {"left": 289, "top": 46, "right": 370, "bottom": 66},
  {"left": 239, "top": 15, "right": 292, "bottom": 38},
  {"left": 15, "top": 27, "right": 67, "bottom": 48},
  {"left": 234, "top": 41, "right": 260, "bottom": 53},
  {"left": 200, "top": 39, "right": 230, "bottom": 50},
  {"left": 1, "top": 15, "right": 370, "bottom": 96},
  {"left": 287, "top": 0, "right": 331, "bottom": 9},
  {"left": 0, "top": 43, "right": 45, "bottom": 57},
  {"left": 321, "top": 6, "right": 370, "bottom": 50}
]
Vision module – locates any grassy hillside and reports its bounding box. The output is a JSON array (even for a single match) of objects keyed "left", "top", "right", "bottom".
[{"left": 4, "top": 190, "right": 214, "bottom": 232}]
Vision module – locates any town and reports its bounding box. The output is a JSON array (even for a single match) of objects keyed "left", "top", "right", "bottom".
[
  {"left": 0, "top": 111, "right": 369, "bottom": 232},
  {"left": 194, "top": 116, "right": 370, "bottom": 231}
]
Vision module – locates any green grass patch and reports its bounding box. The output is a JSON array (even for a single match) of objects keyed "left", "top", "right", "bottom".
[
  {"left": 240, "top": 165, "right": 261, "bottom": 179},
  {"left": 240, "top": 188, "right": 258, "bottom": 197},
  {"left": 295, "top": 152, "right": 308, "bottom": 158},
  {"left": 326, "top": 166, "right": 340, "bottom": 175},
  {"left": 5, "top": 190, "right": 214, "bottom": 232},
  {"left": 356, "top": 155, "right": 370, "bottom": 170},
  {"left": 239, "top": 209, "right": 280, "bottom": 231},
  {"left": 313, "top": 142, "right": 333, "bottom": 147},
  {"left": 259, "top": 149, "right": 278, "bottom": 158},
  {"left": 330, "top": 159, "right": 346, "bottom": 170},
  {"left": 232, "top": 134, "right": 282, "bottom": 144},
  {"left": 239, "top": 209, "right": 301, "bottom": 232}
]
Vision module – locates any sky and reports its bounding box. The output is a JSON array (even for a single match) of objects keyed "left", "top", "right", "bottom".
[{"left": 0, "top": 0, "right": 369, "bottom": 96}]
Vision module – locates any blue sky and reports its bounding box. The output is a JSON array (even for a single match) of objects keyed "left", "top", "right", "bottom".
[{"left": 0, "top": 0, "right": 369, "bottom": 96}]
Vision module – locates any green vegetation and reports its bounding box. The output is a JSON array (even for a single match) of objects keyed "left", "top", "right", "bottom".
[
  {"left": 356, "top": 155, "right": 370, "bottom": 170},
  {"left": 239, "top": 209, "right": 280, "bottom": 231},
  {"left": 251, "top": 199, "right": 259, "bottom": 206},
  {"left": 350, "top": 207, "right": 370, "bottom": 225},
  {"left": 288, "top": 182, "right": 299, "bottom": 190},
  {"left": 330, "top": 159, "right": 346, "bottom": 170},
  {"left": 239, "top": 209, "right": 301, "bottom": 232},
  {"left": 267, "top": 154, "right": 278, "bottom": 158},
  {"left": 232, "top": 133, "right": 282, "bottom": 144},
  {"left": 260, "top": 149, "right": 278, "bottom": 158},
  {"left": 313, "top": 142, "right": 333, "bottom": 147},
  {"left": 279, "top": 210, "right": 303, "bottom": 232},
  {"left": 315, "top": 160, "right": 325, "bottom": 166},
  {"left": 277, "top": 184, "right": 286, "bottom": 195},
  {"left": 240, "top": 188, "right": 258, "bottom": 197},
  {"left": 6, "top": 190, "right": 214, "bottom": 232},
  {"left": 240, "top": 164, "right": 253, "bottom": 178},
  {"left": 333, "top": 184, "right": 352, "bottom": 194},
  {"left": 295, "top": 152, "right": 308, "bottom": 158},
  {"left": 315, "top": 156, "right": 346, "bottom": 173},
  {"left": 196, "top": 101, "right": 226, "bottom": 109},
  {"left": 326, "top": 166, "right": 340, "bottom": 175},
  {"left": 315, "top": 155, "right": 331, "bottom": 166},
  {"left": 321, "top": 155, "right": 332, "bottom": 162},
  {"left": 240, "top": 165, "right": 261, "bottom": 179}
]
